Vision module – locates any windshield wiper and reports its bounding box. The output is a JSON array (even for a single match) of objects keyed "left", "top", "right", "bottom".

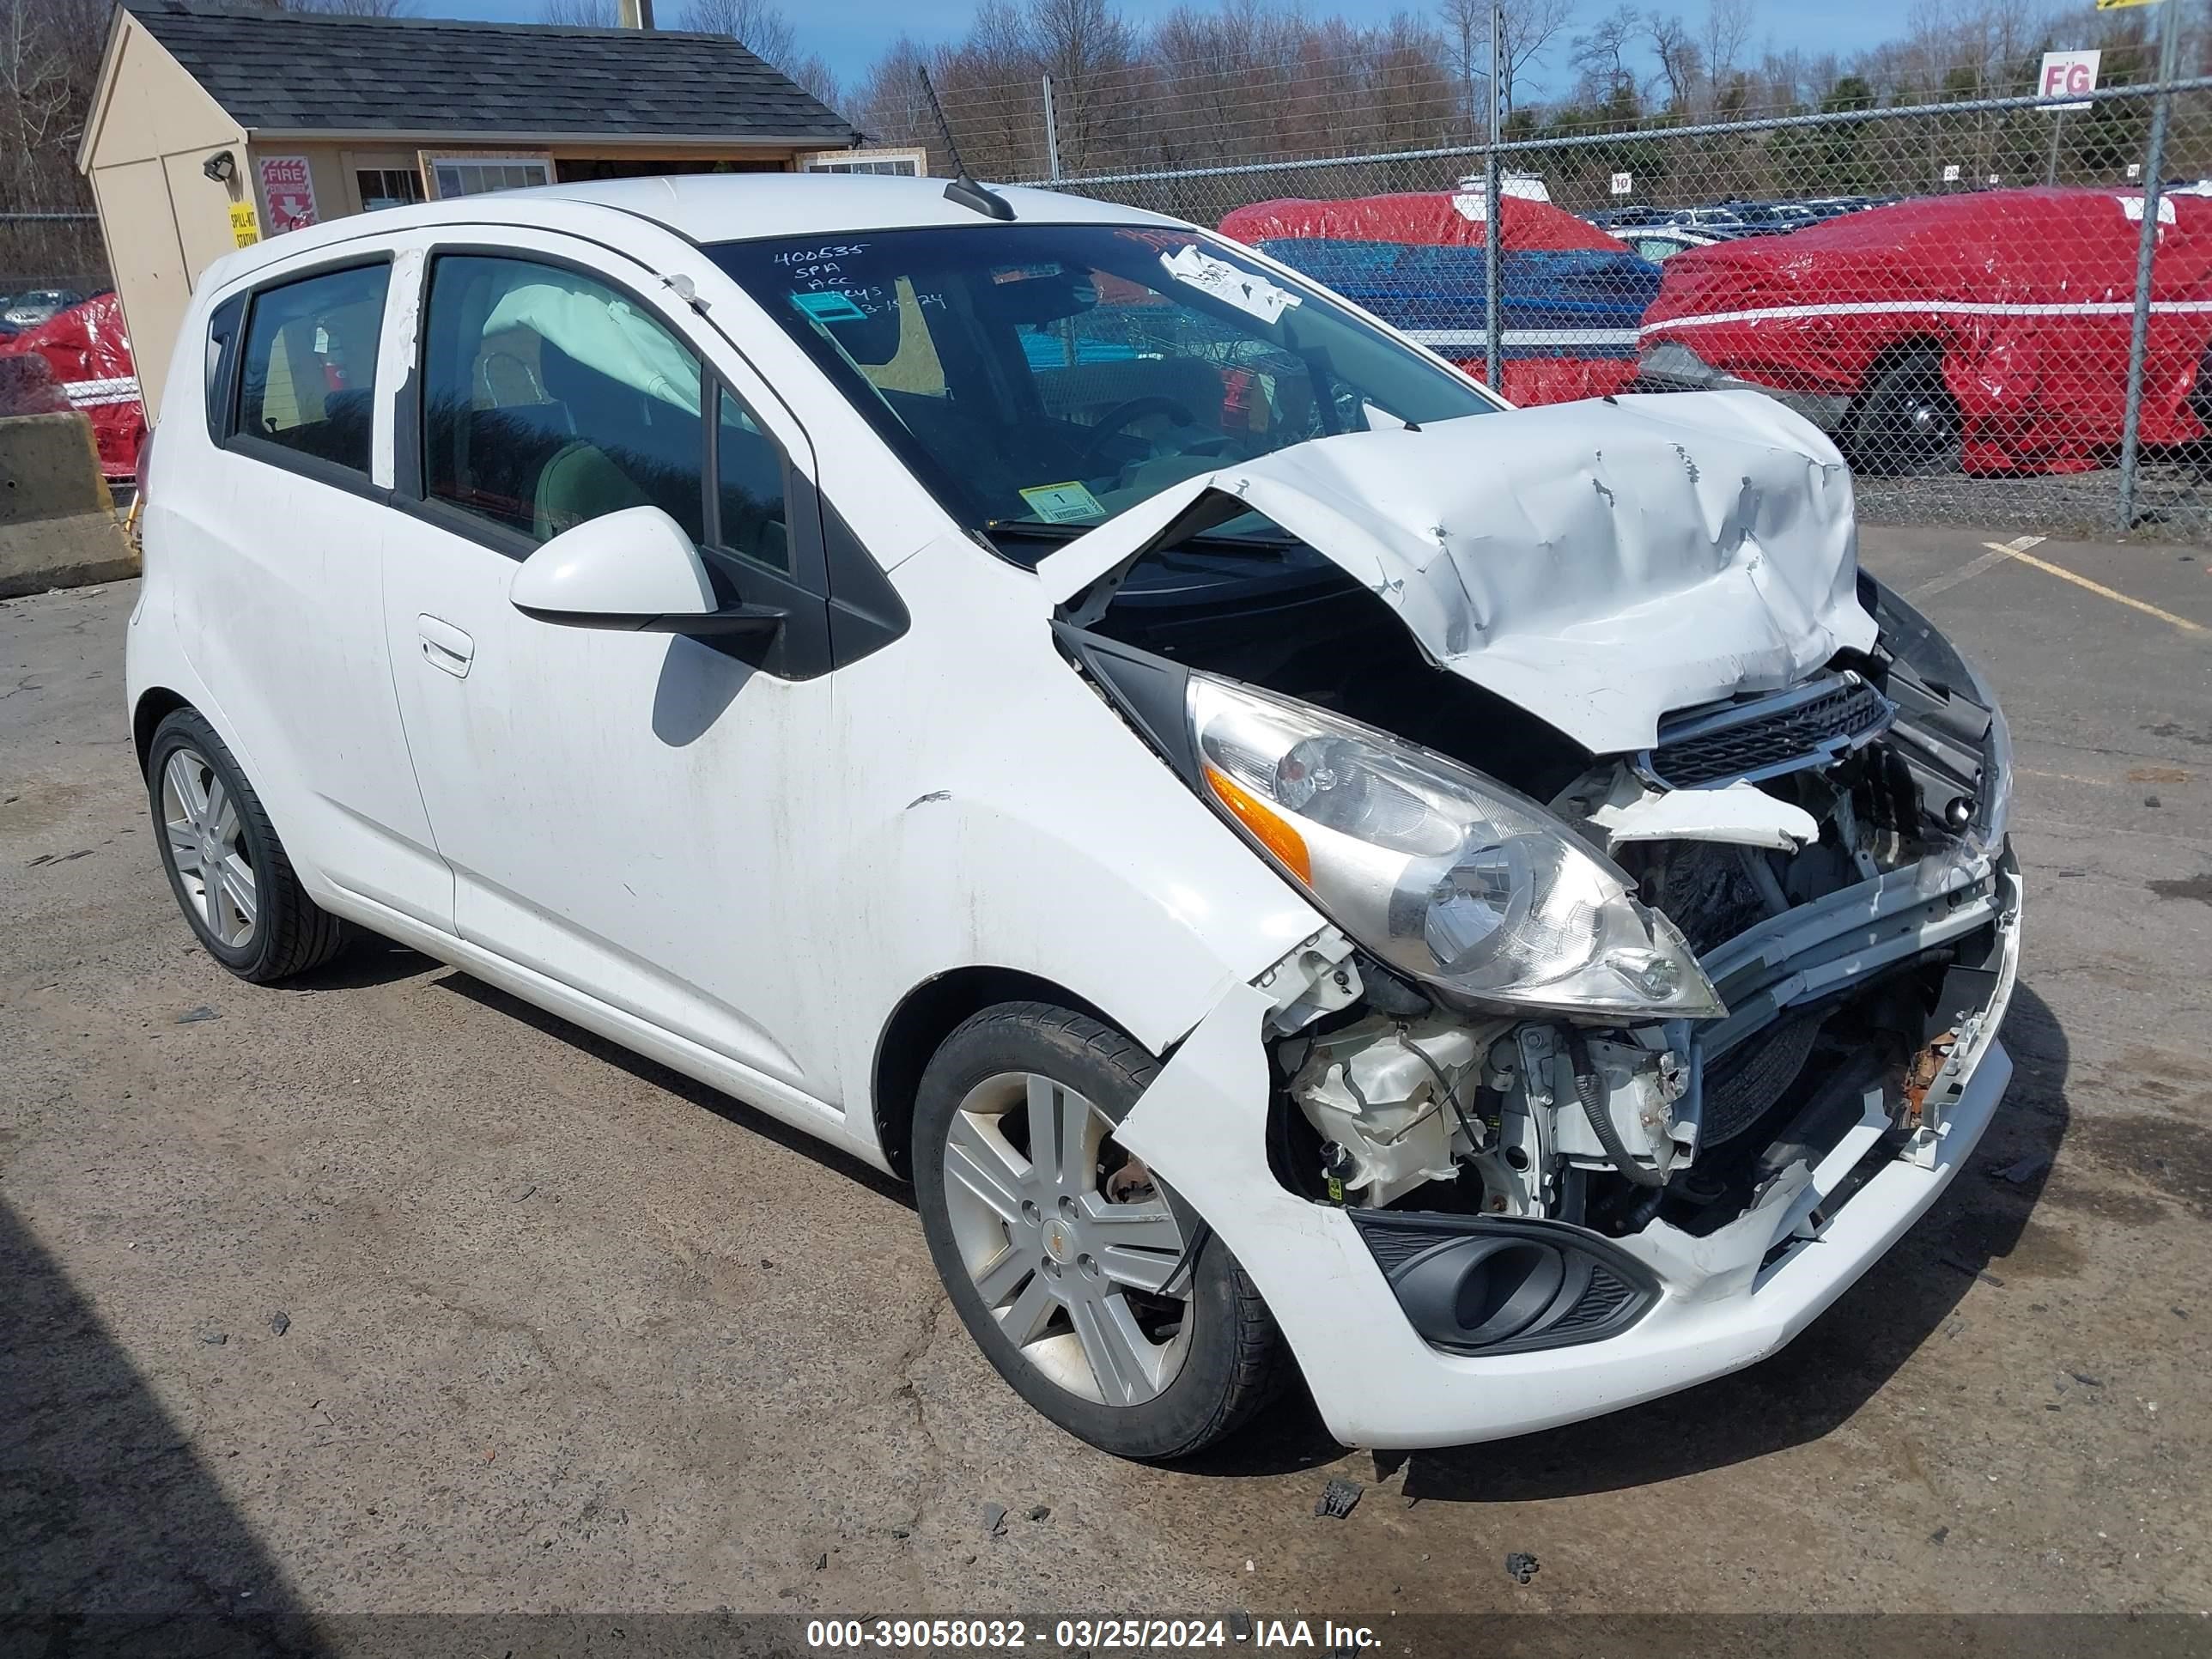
[{"left": 986, "top": 520, "right": 1291, "bottom": 553}]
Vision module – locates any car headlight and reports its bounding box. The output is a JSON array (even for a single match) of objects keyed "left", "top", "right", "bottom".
[{"left": 1188, "top": 673, "right": 1726, "bottom": 1020}]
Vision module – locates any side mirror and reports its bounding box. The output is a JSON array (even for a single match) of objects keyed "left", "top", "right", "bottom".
[{"left": 510, "top": 506, "right": 782, "bottom": 636}]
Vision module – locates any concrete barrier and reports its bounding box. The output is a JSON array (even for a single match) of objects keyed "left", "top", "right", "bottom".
[{"left": 0, "top": 411, "right": 139, "bottom": 599}]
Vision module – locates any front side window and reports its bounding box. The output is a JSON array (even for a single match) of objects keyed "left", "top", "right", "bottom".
[
  {"left": 706, "top": 223, "right": 1498, "bottom": 562},
  {"left": 717, "top": 388, "right": 789, "bottom": 570},
  {"left": 420, "top": 254, "right": 706, "bottom": 546},
  {"left": 234, "top": 262, "right": 389, "bottom": 477}
]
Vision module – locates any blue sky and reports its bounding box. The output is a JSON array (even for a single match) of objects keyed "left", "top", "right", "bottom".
[{"left": 434, "top": 0, "right": 1928, "bottom": 95}]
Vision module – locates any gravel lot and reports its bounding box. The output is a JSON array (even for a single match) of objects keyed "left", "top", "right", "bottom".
[{"left": 4, "top": 526, "right": 2211, "bottom": 1647}]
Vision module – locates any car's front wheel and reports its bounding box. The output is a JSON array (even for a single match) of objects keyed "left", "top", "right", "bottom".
[
  {"left": 913, "top": 1002, "right": 1285, "bottom": 1460},
  {"left": 146, "top": 707, "right": 349, "bottom": 982}
]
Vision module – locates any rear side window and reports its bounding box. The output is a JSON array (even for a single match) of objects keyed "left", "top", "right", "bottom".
[
  {"left": 235, "top": 264, "right": 389, "bottom": 477},
  {"left": 420, "top": 254, "right": 705, "bottom": 546},
  {"left": 204, "top": 293, "right": 245, "bottom": 444}
]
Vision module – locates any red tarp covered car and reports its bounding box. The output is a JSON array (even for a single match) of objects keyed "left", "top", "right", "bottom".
[
  {"left": 1218, "top": 192, "right": 1655, "bottom": 406},
  {"left": 0, "top": 292, "right": 144, "bottom": 480},
  {"left": 1638, "top": 186, "right": 2212, "bottom": 475}
]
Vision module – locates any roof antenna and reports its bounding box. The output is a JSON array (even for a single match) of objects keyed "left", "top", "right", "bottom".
[{"left": 916, "top": 66, "right": 1015, "bottom": 222}]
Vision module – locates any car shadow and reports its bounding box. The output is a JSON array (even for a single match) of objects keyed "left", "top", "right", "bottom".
[
  {"left": 1, "top": 1198, "right": 323, "bottom": 1653},
  {"left": 434, "top": 969, "right": 915, "bottom": 1211},
  {"left": 288, "top": 934, "right": 441, "bottom": 992},
  {"left": 1182, "top": 980, "right": 2071, "bottom": 1493}
]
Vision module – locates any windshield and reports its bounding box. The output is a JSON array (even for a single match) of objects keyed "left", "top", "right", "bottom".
[{"left": 705, "top": 222, "right": 1499, "bottom": 563}]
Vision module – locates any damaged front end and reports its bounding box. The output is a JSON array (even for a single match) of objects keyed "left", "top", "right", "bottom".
[{"left": 1048, "top": 392, "right": 2019, "bottom": 1405}]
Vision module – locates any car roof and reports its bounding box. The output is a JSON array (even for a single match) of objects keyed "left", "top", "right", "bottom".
[{"left": 206, "top": 173, "right": 1189, "bottom": 288}]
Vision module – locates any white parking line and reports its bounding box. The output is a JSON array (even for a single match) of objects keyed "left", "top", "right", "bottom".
[
  {"left": 1910, "top": 535, "right": 2044, "bottom": 600},
  {"left": 1982, "top": 538, "right": 2207, "bottom": 635}
]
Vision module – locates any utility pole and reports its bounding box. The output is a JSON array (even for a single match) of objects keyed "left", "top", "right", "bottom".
[
  {"left": 1042, "top": 74, "right": 1063, "bottom": 181},
  {"left": 1483, "top": 3, "right": 1503, "bottom": 394},
  {"left": 2118, "top": 0, "right": 2183, "bottom": 528}
]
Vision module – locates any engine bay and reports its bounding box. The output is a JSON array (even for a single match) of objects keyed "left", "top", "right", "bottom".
[{"left": 1086, "top": 562, "right": 2015, "bottom": 1250}]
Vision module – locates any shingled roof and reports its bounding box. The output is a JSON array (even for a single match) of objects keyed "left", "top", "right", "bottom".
[{"left": 125, "top": 0, "right": 857, "bottom": 144}]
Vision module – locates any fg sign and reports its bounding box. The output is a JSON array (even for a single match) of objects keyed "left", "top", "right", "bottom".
[{"left": 2038, "top": 49, "right": 2100, "bottom": 112}]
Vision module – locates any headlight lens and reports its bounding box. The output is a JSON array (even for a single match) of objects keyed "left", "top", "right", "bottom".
[
  {"left": 1188, "top": 674, "right": 1726, "bottom": 1020},
  {"left": 1971, "top": 696, "right": 2012, "bottom": 855}
]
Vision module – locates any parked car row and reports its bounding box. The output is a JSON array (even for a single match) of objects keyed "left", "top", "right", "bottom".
[
  {"left": 2, "top": 286, "right": 88, "bottom": 332},
  {"left": 1230, "top": 185, "right": 2212, "bottom": 477},
  {"left": 1589, "top": 196, "right": 1886, "bottom": 239}
]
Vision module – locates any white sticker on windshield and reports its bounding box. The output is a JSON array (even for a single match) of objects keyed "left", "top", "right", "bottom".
[
  {"left": 1018, "top": 480, "right": 1106, "bottom": 524},
  {"left": 1159, "top": 245, "right": 1303, "bottom": 325}
]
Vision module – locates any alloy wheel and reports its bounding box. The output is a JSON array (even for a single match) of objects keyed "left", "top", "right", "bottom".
[
  {"left": 940, "top": 1071, "right": 1193, "bottom": 1407},
  {"left": 161, "top": 745, "right": 258, "bottom": 949}
]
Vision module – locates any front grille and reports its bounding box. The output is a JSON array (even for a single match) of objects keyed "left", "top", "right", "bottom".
[{"left": 1644, "top": 674, "right": 1895, "bottom": 790}]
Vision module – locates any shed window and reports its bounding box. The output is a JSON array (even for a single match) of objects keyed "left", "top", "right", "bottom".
[
  {"left": 428, "top": 156, "right": 554, "bottom": 199},
  {"left": 357, "top": 168, "right": 423, "bottom": 211}
]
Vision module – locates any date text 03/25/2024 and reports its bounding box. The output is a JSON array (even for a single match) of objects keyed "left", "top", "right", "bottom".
[{"left": 805, "top": 1618, "right": 1384, "bottom": 1650}]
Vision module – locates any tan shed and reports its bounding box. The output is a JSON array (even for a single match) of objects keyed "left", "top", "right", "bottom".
[{"left": 76, "top": 0, "right": 868, "bottom": 417}]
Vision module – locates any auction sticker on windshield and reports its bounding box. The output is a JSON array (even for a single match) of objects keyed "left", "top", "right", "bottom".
[
  {"left": 1160, "top": 245, "right": 1303, "bottom": 324},
  {"left": 792, "top": 289, "right": 871, "bottom": 323},
  {"left": 1018, "top": 481, "right": 1106, "bottom": 524}
]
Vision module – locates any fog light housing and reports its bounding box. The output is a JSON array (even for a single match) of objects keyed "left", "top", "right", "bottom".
[{"left": 1349, "top": 1211, "right": 1660, "bottom": 1356}]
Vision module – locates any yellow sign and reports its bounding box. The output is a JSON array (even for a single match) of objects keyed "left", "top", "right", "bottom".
[
  {"left": 228, "top": 202, "right": 260, "bottom": 248},
  {"left": 2095, "top": 0, "right": 2162, "bottom": 10}
]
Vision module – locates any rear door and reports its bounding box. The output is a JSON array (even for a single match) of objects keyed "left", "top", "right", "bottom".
[{"left": 171, "top": 252, "right": 450, "bottom": 930}]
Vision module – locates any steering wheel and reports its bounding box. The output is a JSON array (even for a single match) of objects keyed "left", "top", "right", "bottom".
[{"left": 1077, "top": 396, "right": 1199, "bottom": 468}]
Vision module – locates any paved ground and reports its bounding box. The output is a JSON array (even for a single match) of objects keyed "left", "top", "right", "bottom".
[{"left": 4, "top": 526, "right": 2212, "bottom": 1642}]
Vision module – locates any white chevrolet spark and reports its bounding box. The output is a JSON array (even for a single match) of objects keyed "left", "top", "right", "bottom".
[{"left": 129, "top": 173, "right": 2019, "bottom": 1459}]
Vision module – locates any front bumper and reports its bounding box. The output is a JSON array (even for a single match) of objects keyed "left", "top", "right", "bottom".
[{"left": 1116, "top": 857, "right": 2021, "bottom": 1450}]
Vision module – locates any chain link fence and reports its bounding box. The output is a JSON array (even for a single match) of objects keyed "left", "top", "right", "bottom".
[
  {"left": 0, "top": 210, "right": 106, "bottom": 325},
  {"left": 1011, "top": 73, "right": 2212, "bottom": 534}
]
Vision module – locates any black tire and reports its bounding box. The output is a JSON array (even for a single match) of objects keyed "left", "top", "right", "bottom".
[
  {"left": 1845, "top": 346, "right": 1963, "bottom": 476},
  {"left": 145, "top": 707, "right": 350, "bottom": 983},
  {"left": 913, "top": 1001, "right": 1285, "bottom": 1461}
]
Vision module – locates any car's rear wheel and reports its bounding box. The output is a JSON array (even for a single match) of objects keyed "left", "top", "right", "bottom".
[
  {"left": 146, "top": 708, "right": 349, "bottom": 982},
  {"left": 912, "top": 1002, "right": 1285, "bottom": 1460},
  {"left": 1847, "top": 346, "right": 1963, "bottom": 475}
]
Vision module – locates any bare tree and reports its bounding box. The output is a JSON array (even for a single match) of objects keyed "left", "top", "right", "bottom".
[
  {"left": 1027, "top": 0, "right": 1139, "bottom": 173},
  {"left": 849, "top": 35, "right": 936, "bottom": 153},
  {"left": 1570, "top": 3, "right": 1639, "bottom": 106},
  {"left": 681, "top": 0, "right": 794, "bottom": 58},
  {"left": 0, "top": 0, "right": 109, "bottom": 284},
  {"left": 0, "top": 0, "right": 70, "bottom": 162},
  {"left": 1644, "top": 10, "right": 1702, "bottom": 112},
  {"left": 1442, "top": 0, "right": 1571, "bottom": 120},
  {"left": 537, "top": 0, "right": 618, "bottom": 25},
  {"left": 279, "top": 0, "right": 419, "bottom": 15},
  {"left": 1496, "top": 0, "right": 1572, "bottom": 116},
  {"left": 1699, "top": 0, "right": 1752, "bottom": 93}
]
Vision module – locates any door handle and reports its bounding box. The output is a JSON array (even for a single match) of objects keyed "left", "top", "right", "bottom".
[{"left": 417, "top": 614, "right": 475, "bottom": 678}]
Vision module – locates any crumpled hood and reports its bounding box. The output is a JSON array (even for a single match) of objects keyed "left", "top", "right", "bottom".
[{"left": 1037, "top": 390, "right": 1877, "bottom": 753}]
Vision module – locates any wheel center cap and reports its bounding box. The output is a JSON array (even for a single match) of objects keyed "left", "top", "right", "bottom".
[{"left": 1042, "top": 1221, "right": 1075, "bottom": 1265}]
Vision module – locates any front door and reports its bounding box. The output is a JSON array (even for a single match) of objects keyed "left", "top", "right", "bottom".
[{"left": 377, "top": 235, "right": 842, "bottom": 1103}]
